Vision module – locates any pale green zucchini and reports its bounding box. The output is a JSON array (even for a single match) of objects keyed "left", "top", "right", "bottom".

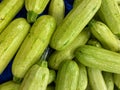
[
  {"left": 20, "top": 61, "right": 49, "bottom": 90},
  {"left": 76, "top": 61, "right": 88, "bottom": 90},
  {"left": 48, "top": 69, "right": 56, "bottom": 84},
  {"left": 0, "top": 81, "right": 20, "bottom": 90},
  {"left": 0, "top": 0, "right": 24, "bottom": 33},
  {"left": 75, "top": 45, "right": 120, "bottom": 74},
  {"left": 50, "top": 0, "right": 101, "bottom": 50},
  {"left": 55, "top": 60, "right": 79, "bottom": 90},
  {"left": 48, "top": 0, "right": 65, "bottom": 25},
  {"left": 102, "top": 72, "right": 114, "bottom": 90},
  {"left": 97, "top": 0, "right": 120, "bottom": 37},
  {"left": 48, "top": 27, "right": 90, "bottom": 70},
  {"left": 87, "top": 68, "right": 107, "bottom": 90},
  {"left": 25, "top": 0, "right": 50, "bottom": 23},
  {"left": 0, "top": 18, "right": 30, "bottom": 74},
  {"left": 12, "top": 15, "right": 56, "bottom": 79},
  {"left": 113, "top": 74, "right": 120, "bottom": 89},
  {"left": 88, "top": 19, "right": 120, "bottom": 51}
]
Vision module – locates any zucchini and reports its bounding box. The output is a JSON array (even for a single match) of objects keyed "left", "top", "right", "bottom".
[
  {"left": 113, "top": 74, "right": 120, "bottom": 89},
  {"left": 87, "top": 68, "right": 107, "bottom": 90},
  {"left": 75, "top": 45, "right": 120, "bottom": 74},
  {"left": 20, "top": 61, "right": 49, "bottom": 90},
  {"left": 50, "top": 0, "right": 101, "bottom": 50},
  {"left": 55, "top": 60, "right": 79, "bottom": 90},
  {"left": 88, "top": 19, "right": 120, "bottom": 51},
  {"left": 48, "top": 27, "right": 90, "bottom": 70},
  {"left": 12, "top": 15, "right": 56, "bottom": 79},
  {"left": 48, "top": 0, "right": 65, "bottom": 26},
  {"left": 97, "top": 0, "right": 120, "bottom": 37},
  {"left": 48, "top": 69, "right": 56, "bottom": 84},
  {"left": 0, "top": 18, "right": 30, "bottom": 74},
  {"left": 25, "top": 0, "right": 50, "bottom": 23},
  {"left": 0, "top": 81, "right": 20, "bottom": 90},
  {"left": 0, "top": 0, "right": 24, "bottom": 33},
  {"left": 76, "top": 61, "right": 88, "bottom": 90},
  {"left": 102, "top": 72, "right": 114, "bottom": 90}
]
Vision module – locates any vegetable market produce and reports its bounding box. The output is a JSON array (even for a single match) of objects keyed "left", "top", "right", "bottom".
[
  {"left": 12, "top": 15, "right": 56, "bottom": 80},
  {"left": 0, "top": 0, "right": 24, "bottom": 33},
  {"left": 87, "top": 68, "right": 107, "bottom": 90},
  {"left": 55, "top": 60, "right": 79, "bottom": 90},
  {"left": 20, "top": 60, "right": 49, "bottom": 90},
  {"left": 50, "top": 0, "right": 101, "bottom": 50},
  {"left": 48, "top": 0, "right": 65, "bottom": 25},
  {"left": 0, "top": 81, "right": 20, "bottom": 90},
  {"left": 97, "top": 0, "right": 120, "bottom": 37},
  {"left": 48, "top": 69, "right": 56, "bottom": 84},
  {"left": 48, "top": 27, "right": 90, "bottom": 70},
  {"left": 0, "top": 18, "right": 30, "bottom": 74},
  {"left": 25, "top": 0, "right": 50, "bottom": 23},
  {"left": 75, "top": 45, "right": 120, "bottom": 74},
  {"left": 88, "top": 19, "right": 120, "bottom": 51}
]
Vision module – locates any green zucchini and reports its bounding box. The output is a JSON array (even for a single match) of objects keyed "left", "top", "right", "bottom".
[
  {"left": 75, "top": 45, "right": 120, "bottom": 74},
  {"left": 48, "top": 27, "right": 90, "bottom": 70},
  {"left": 55, "top": 60, "right": 79, "bottom": 90},
  {"left": 97, "top": 0, "right": 120, "bottom": 37},
  {"left": 48, "top": 0, "right": 65, "bottom": 25},
  {"left": 20, "top": 61, "right": 49, "bottom": 90},
  {"left": 48, "top": 69, "right": 56, "bottom": 84},
  {"left": 88, "top": 19, "right": 120, "bottom": 51},
  {"left": 0, "top": 0, "right": 24, "bottom": 33},
  {"left": 50, "top": 0, "right": 101, "bottom": 50},
  {"left": 0, "top": 18, "right": 30, "bottom": 74},
  {"left": 12, "top": 15, "right": 56, "bottom": 79},
  {"left": 25, "top": 0, "right": 50, "bottom": 23},
  {"left": 87, "top": 68, "right": 107, "bottom": 90},
  {"left": 113, "top": 74, "right": 120, "bottom": 89},
  {"left": 0, "top": 81, "right": 20, "bottom": 90},
  {"left": 102, "top": 72, "right": 114, "bottom": 90}
]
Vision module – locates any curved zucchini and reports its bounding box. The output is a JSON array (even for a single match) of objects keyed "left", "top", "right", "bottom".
[
  {"left": 48, "top": 0, "right": 65, "bottom": 25},
  {"left": 20, "top": 61, "right": 49, "bottom": 90},
  {"left": 12, "top": 15, "right": 56, "bottom": 79},
  {"left": 0, "top": 81, "right": 20, "bottom": 90},
  {"left": 25, "top": 0, "right": 50, "bottom": 23},
  {"left": 55, "top": 60, "right": 79, "bottom": 90},
  {"left": 88, "top": 19, "right": 120, "bottom": 51},
  {"left": 87, "top": 68, "right": 107, "bottom": 90},
  {"left": 0, "top": 18, "right": 30, "bottom": 74},
  {"left": 0, "top": 0, "right": 24, "bottom": 33},
  {"left": 48, "top": 27, "right": 90, "bottom": 70},
  {"left": 75, "top": 45, "right": 120, "bottom": 74},
  {"left": 97, "top": 0, "right": 120, "bottom": 37},
  {"left": 50, "top": 0, "right": 101, "bottom": 50}
]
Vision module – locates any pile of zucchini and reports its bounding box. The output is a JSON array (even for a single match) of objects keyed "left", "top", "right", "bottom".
[{"left": 1, "top": 0, "right": 120, "bottom": 90}]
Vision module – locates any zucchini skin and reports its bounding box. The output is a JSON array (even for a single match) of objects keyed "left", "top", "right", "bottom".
[
  {"left": 20, "top": 64, "right": 49, "bottom": 90},
  {"left": 97, "top": 0, "right": 120, "bottom": 37},
  {"left": 0, "top": 18, "right": 30, "bottom": 74},
  {"left": 50, "top": 0, "right": 101, "bottom": 50},
  {"left": 113, "top": 74, "right": 120, "bottom": 89},
  {"left": 87, "top": 68, "right": 107, "bottom": 90},
  {"left": 12, "top": 15, "right": 56, "bottom": 79},
  {"left": 89, "top": 19, "right": 120, "bottom": 51},
  {"left": 75, "top": 45, "right": 120, "bottom": 74},
  {"left": 0, "top": 81, "right": 20, "bottom": 90},
  {"left": 55, "top": 60, "right": 79, "bottom": 90},
  {"left": 48, "top": 27, "right": 90, "bottom": 70},
  {"left": 48, "top": 0, "right": 65, "bottom": 25},
  {"left": 0, "top": 0, "right": 24, "bottom": 33}
]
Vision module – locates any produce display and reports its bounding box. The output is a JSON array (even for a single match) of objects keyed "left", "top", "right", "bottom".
[{"left": 1, "top": 0, "right": 120, "bottom": 90}]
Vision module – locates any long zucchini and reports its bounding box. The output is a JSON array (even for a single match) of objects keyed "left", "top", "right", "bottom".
[
  {"left": 0, "top": 0, "right": 24, "bottom": 33},
  {"left": 75, "top": 45, "right": 120, "bottom": 74},
  {"left": 12, "top": 15, "right": 56, "bottom": 79},
  {"left": 0, "top": 18, "right": 30, "bottom": 74},
  {"left": 50, "top": 0, "right": 101, "bottom": 50},
  {"left": 48, "top": 27, "right": 90, "bottom": 70}
]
